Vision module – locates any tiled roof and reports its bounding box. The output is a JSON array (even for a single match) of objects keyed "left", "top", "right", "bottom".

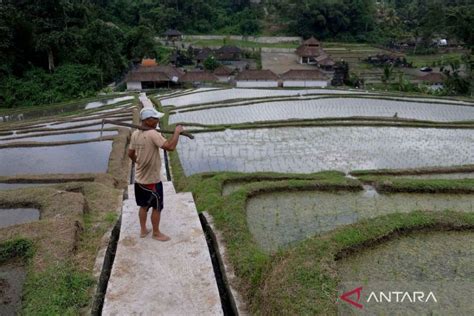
[
  {"left": 164, "top": 29, "right": 182, "bottom": 36},
  {"left": 180, "top": 71, "right": 218, "bottom": 82},
  {"left": 126, "top": 65, "right": 184, "bottom": 82},
  {"left": 303, "top": 36, "right": 320, "bottom": 46},
  {"left": 295, "top": 45, "right": 322, "bottom": 57},
  {"left": 126, "top": 72, "right": 170, "bottom": 82},
  {"left": 196, "top": 48, "right": 213, "bottom": 60},
  {"left": 213, "top": 65, "right": 233, "bottom": 76},
  {"left": 216, "top": 45, "right": 241, "bottom": 54},
  {"left": 315, "top": 54, "right": 335, "bottom": 66},
  {"left": 416, "top": 73, "right": 446, "bottom": 83},
  {"left": 235, "top": 69, "right": 279, "bottom": 81}
]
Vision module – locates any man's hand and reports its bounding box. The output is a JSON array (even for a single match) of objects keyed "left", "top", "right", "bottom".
[
  {"left": 162, "top": 125, "right": 185, "bottom": 151},
  {"left": 174, "top": 125, "right": 184, "bottom": 134}
]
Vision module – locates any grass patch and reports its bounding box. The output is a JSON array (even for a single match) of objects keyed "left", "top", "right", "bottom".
[
  {"left": 22, "top": 262, "right": 94, "bottom": 315},
  {"left": 0, "top": 238, "right": 34, "bottom": 264},
  {"left": 356, "top": 176, "right": 474, "bottom": 193},
  {"left": 406, "top": 52, "right": 464, "bottom": 68},
  {"left": 351, "top": 164, "right": 474, "bottom": 176}
]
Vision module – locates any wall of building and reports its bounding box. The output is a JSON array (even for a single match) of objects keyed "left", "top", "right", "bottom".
[
  {"left": 236, "top": 81, "right": 279, "bottom": 88},
  {"left": 126, "top": 81, "right": 142, "bottom": 90},
  {"left": 283, "top": 80, "right": 328, "bottom": 88},
  {"left": 216, "top": 76, "right": 231, "bottom": 83}
]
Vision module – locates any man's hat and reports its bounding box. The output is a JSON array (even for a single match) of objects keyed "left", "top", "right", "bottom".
[{"left": 140, "top": 108, "right": 164, "bottom": 120}]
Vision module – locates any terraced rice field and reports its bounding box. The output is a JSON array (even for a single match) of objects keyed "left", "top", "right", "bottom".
[
  {"left": 246, "top": 190, "right": 474, "bottom": 252},
  {"left": 170, "top": 98, "right": 474, "bottom": 125},
  {"left": 0, "top": 141, "right": 114, "bottom": 175},
  {"left": 0, "top": 95, "right": 134, "bottom": 122},
  {"left": 0, "top": 95, "right": 135, "bottom": 176},
  {"left": 84, "top": 96, "right": 134, "bottom": 109},
  {"left": 0, "top": 131, "right": 117, "bottom": 145},
  {"left": 177, "top": 127, "right": 474, "bottom": 175},
  {"left": 160, "top": 88, "right": 363, "bottom": 107}
]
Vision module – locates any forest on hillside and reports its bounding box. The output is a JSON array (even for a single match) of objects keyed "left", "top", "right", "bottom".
[{"left": 0, "top": 0, "right": 472, "bottom": 108}]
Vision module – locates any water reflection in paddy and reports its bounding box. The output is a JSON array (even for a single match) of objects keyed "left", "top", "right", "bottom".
[
  {"left": 246, "top": 190, "right": 474, "bottom": 252},
  {"left": 169, "top": 97, "right": 474, "bottom": 125},
  {"left": 84, "top": 96, "right": 134, "bottom": 109},
  {"left": 0, "top": 208, "right": 40, "bottom": 228},
  {"left": 0, "top": 141, "right": 112, "bottom": 175},
  {"left": 0, "top": 131, "right": 117, "bottom": 144},
  {"left": 0, "top": 96, "right": 134, "bottom": 122},
  {"left": 177, "top": 127, "right": 474, "bottom": 176}
]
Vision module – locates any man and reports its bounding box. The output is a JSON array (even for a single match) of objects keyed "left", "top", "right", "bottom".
[{"left": 128, "top": 107, "right": 184, "bottom": 241}]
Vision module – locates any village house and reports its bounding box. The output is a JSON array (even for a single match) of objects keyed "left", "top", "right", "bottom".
[
  {"left": 415, "top": 73, "right": 446, "bottom": 91},
  {"left": 213, "top": 65, "right": 234, "bottom": 83},
  {"left": 235, "top": 69, "right": 279, "bottom": 88},
  {"left": 195, "top": 46, "right": 248, "bottom": 70},
  {"left": 163, "top": 29, "right": 183, "bottom": 42},
  {"left": 125, "top": 59, "right": 183, "bottom": 90},
  {"left": 214, "top": 45, "right": 242, "bottom": 62},
  {"left": 180, "top": 70, "right": 218, "bottom": 86},
  {"left": 195, "top": 47, "right": 214, "bottom": 65},
  {"left": 295, "top": 36, "right": 334, "bottom": 69},
  {"left": 280, "top": 69, "right": 330, "bottom": 88}
]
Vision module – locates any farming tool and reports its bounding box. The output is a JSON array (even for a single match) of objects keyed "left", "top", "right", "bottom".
[{"left": 99, "top": 119, "right": 195, "bottom": 140}]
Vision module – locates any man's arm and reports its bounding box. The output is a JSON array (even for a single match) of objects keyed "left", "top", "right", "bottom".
[
  {"left": 128, "top": 149, "right": 136, "bottom": 163},
  {"left": 161, "top": 125, "right": 184, "bottom": 151}
]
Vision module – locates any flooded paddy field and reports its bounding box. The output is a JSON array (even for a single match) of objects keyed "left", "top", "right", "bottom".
[
  {"left": 0, "top": 208, "right": 40, "bottom": 228},
  {"left": 0, "top": 94, "right": 135, "bottom": 314},
  {"left": 177, "top": 127, "right": 474, "bottom": 176},
  {"left": 170, "top": 97, "right": 474, "bottom": 125},
  {"left": 337, "top": 231, "right": 474, "bottom": 315},
  {"left": 393, "top": 172, "right": 474, "bottom": 180},
  {"left": 84, "top": 96, "right": 134, "bottom": 109},
  {"left": 0, "top": 141, "right": 113, "bottom": 176},
  {"left": 161, "top": 88, "right": 364, "bottom": 107},
  {"left": 0, "top": 95, "right": 134, "bottom": 122},
  {"left": 0, "top": 131, "right": 117, "bottom": 145},
  {"left": 246, "top": 190, "right": 474, "bottom": 252}
]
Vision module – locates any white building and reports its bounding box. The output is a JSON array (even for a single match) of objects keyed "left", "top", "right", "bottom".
[{"left": 281, "top": 69, "right": 330, "bottom": 88}]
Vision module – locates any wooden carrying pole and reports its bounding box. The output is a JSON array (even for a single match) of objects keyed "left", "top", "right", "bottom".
[{"left": 100, "top": 119, "right": 194, "bottom": 139}]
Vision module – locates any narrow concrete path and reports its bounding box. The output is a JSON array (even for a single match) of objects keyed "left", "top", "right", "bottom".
[{"left": 103, "top": 93, "right": 222, "bottom": 315}]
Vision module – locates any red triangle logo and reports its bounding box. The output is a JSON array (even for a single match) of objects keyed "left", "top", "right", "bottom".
[{"left": 340, "top": 286, "right": 364, "bottom": 309}]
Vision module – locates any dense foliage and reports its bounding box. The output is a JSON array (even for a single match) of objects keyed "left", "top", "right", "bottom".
[
  {"left": 0, "top": 0, "right": 259, "bottom": 108},
  {"left": 270, "top": 0, "right": 473, "bottom": 46},
  {"left": 0, "top": 0, "right": 472, "bottom": 108}
]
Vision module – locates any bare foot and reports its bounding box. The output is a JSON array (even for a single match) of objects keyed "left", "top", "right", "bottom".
[
  {"left": 152, "top": 233, "right": 171, "bottom": 242},
  {"left": 140, "top": 229, "right": 151, "bottom": 238}
]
